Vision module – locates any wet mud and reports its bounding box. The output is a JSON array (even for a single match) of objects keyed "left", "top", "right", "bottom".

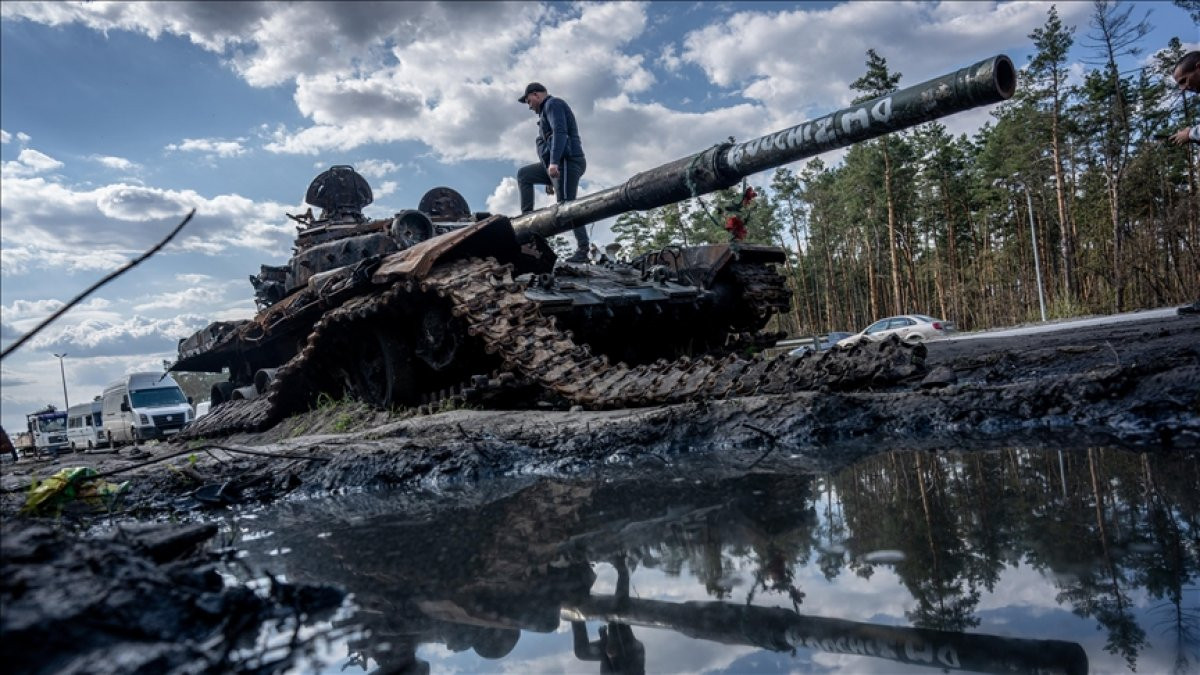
[
  {"left": 1, "top": 312, "right": 1197, "bottom": 672},
  {"left": 9, "top": 312, "right": 1195, "bottom": 514},
  {"left": 0, "top": 520, "right": 344, "bottom": 674}
]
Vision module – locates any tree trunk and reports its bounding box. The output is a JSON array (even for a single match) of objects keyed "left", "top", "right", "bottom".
[
  {"left": 1051, "top": 108, "right": 1075, "bottom": 303},
  {"left": 883, "top": 144, "right": 903, "bottom": 314}
]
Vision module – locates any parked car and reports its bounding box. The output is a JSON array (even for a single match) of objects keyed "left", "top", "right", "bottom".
[
  {"left": 836, "top": 315, "right": 955, "bottom": 347},
  {"left": 789, "top": 332, "right": 854, "bottom": 356}
]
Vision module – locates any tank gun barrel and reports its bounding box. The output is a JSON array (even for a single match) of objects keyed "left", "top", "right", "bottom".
[
  {"left": 563, "top": 596, "right": 1086, "bottom": 675},
  {"left": 511, "top": 54, "right": 1015, "bottom": 244}
]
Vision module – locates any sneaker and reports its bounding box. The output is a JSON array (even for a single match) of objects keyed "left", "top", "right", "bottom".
[{"left": 565, "top": 249, "right": 590, "bottom": 264}]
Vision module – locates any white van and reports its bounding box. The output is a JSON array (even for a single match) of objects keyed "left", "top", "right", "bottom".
[
  {"left": 102, "top": 372, "right": 193, "bottom": 445},
  {"left": 67, "top": 400, "right": 105, "bottom": 451}
]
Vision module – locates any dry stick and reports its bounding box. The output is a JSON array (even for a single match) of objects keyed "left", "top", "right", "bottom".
[{"left": 0, "top": 209, "right": 195, "bottom": 361}]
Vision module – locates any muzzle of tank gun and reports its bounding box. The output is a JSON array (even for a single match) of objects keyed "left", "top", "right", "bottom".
[{"left": 511, "top": 54, "right": 1016, "bottom": 246}]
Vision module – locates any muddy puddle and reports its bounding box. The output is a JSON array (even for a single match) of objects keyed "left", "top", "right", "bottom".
[{"left": 218, "top": 446, "right": 1198, "bottom": 674}]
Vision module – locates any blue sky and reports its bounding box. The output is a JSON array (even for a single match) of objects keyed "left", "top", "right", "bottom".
[{"left": 1, "top": 1, "right": 1195, "bottom": 433}]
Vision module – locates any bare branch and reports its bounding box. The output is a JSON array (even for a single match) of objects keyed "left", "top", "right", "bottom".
[{"left": 0, "top": 209, "right": 196, "bottom": 362}]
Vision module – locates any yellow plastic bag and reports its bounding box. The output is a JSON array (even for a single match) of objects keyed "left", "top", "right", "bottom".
[{"left": 23, "top": 467, "right": 128, "bottom": 515}]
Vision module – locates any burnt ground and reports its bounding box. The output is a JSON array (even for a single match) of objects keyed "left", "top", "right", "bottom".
[
  {"left": 2, "top": 311, "right": 1197, "bottom": 518},
  {"left": 2, "top": 310, "right": 1198, "bottom": 673}
]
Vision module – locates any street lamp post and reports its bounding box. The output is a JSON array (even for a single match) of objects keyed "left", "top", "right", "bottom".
[{"left": 53, "top": 353, "right": 69, "bottom": 411}]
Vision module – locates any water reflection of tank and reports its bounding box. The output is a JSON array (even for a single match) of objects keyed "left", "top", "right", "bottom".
[
  {"left": 175, "top": 55, "right": 1016, "bottom": 438},
  {"left": 238, "top": 471, "right": 1086, "bottom": 674},
  {"left": 240, "top": 474, "right": 820, "bottom": 668}
]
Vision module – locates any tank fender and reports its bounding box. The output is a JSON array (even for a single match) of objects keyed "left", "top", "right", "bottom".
[{"left": 373, "top": 215, "right": 519, "bottom": 282}]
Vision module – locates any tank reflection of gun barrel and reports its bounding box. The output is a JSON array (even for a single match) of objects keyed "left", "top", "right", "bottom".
[
  {"left": 562, "top": 596, "right": 1086, "bottom": 675},
  {"left": 511, "top": 54, "right": 1016, "bottom": 245}
]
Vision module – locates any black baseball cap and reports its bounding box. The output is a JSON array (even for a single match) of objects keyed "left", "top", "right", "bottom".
[{"left": 518, "top": 82, "right": 547, "bottom": 103}]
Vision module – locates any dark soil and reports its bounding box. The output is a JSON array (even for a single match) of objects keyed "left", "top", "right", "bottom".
[
  {"left": 0, "top": 520, "right": 344, "bottom": 674},
  {"left": 2, "top": 310, "right": 1197, "bottom": 673},
  {"left": 3, "top": 312, "right": 1197, "bottom": 519}
]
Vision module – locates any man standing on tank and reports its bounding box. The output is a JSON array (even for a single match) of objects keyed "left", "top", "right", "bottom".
[
  {"left": 516, "top": 82, "right": 589, "bottom": 263},
  {"left": 1169, "top": 51, "right": 1200, "bottom": 145}
]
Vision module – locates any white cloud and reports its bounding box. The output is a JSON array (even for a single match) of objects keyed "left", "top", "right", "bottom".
[
  {"left": 165, "top": 137, "right": 247, "bottom": 157},
  {"left": 375, "top": 180, "right": 398, "bottom": 197},
  {"left": 675, "top": 1, "right": 1093, "bottom": 123},
  {"left": 262, "top": 2, "right": 653, "bottom": 166},
  {"left": 353, "top": 159, "right": 400, "bottom": 178},
  {"left": 29, "top": 313, "right": 211, "bottom": 357},
  {"left": 0, "top": 1, "right": 270, "bottom": 52},
  {"left": 0, "top": 174, "right": 297, "bottom": 275},
  {"left": 132, "top": 287, "right": 224, "bottom": 312},
  {"left": 91, "top": 154, "right": 139, "bottom": 171},
  {"left": 1, "top": 148, "right": 64, "bottom": 177},
  {"left": 3, "top": 1, "right": 1044, "bottom": 192},
  {"left": 0, "top": 129, "right": 10, "bottom": 144},
  {"left": 2, "top": 297, "right": 67, "bottom": 321}
]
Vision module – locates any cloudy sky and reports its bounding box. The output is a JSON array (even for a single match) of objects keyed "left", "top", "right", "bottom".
[{"left": 1, "top": 1, "right": 1194, "bottom": 433}]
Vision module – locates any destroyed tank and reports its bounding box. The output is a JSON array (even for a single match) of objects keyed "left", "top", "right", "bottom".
[{"left": 176, "top": 55, "right": 1016, "bottom": 437}]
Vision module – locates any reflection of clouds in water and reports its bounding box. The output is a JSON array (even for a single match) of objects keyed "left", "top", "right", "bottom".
[
  {"left": 977, "top": 564, "right": 1068, "bottom": 612},
  {"left": 640, "top": 625, "right": 759, "bottom": 673}
]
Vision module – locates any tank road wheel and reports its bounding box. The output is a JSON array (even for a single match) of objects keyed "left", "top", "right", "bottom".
[
  {"left": 338, "top": 328, "right": 416, "bottom": 409},
  {"left": 211, "top": 381, "right": 235, "bottom": 406}
]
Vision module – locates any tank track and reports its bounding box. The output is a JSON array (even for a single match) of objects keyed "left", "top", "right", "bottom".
[{"left": 183, "top": 257, "right": 926, "bottom": 438}]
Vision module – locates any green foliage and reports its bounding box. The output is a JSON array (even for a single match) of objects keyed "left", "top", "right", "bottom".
[{"left": 332, "top": 413, "right": 354, "bottom": 433}]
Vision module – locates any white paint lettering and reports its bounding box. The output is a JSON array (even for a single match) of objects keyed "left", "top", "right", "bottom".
[
  {"left": 937, "top": 645, "right": 961, "bottom": 668},
  {"left": 786, "top": 124, "right": 804, "bottom": 150},
  {"left": 841, "top": 107, "right": 870, "bottom": 135},
  {"left": 847, "top": 637, "right": 868, "bottom": 655},
  {"left": 728, "top": 147, "right": 742, "bottom": 171},
  {"left": 905, "top": 640, "right": 934, "bottom": 663},
  {"left": 774, "top": 130, "right": 789, "bottom": 151},
  {"left": 872, "top": 97, "right": 893, "bottom": 124},
  {"left": 814, "top": 118, "right": 834, "bottom": 144},
  {"left": 874, "top": 640, "right": 898, "bottom": 659}
]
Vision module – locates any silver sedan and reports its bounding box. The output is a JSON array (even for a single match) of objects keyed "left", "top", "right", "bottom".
[{"left": 836, "top": 314, "right": 955, "bottom": 347}]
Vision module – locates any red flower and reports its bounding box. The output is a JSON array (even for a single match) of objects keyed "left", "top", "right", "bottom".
[
  {"left": 724, "top": 215, "right": 747, "bottom": 240},
  {"left": 741, "top": 186, "right": 757, "bottom": 206}
]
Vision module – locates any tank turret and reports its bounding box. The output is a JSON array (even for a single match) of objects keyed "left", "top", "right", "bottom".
[{"left": 175, "top": 54, "right": 1016, "bottom": 438}]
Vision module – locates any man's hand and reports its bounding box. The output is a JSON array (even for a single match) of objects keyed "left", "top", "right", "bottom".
[
  {"left": 547, "top": 163, "right": 560, "bottom": 179},
  {"left": 1171, "top": 127, "right": 1195, "bottom": 145}
]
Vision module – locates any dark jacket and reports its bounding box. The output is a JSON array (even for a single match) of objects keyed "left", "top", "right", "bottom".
[{"left": 536, "top": 95, "right": 584, "bottom": 166}]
